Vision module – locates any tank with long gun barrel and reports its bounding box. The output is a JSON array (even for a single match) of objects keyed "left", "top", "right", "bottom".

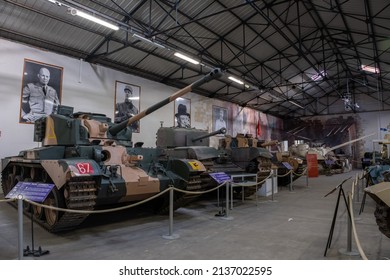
[{"left": 1, "top": 68, "right": 223, "bottom": 232}]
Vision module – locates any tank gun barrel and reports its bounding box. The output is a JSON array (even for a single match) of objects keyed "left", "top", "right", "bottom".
[
  {"left": 260, "top": 140, "right": 279, "bottom": 147},
  {"left": 191, "top": 127, "right": 226, "bottom": 142},
  {"left": 325, "top": 133, "right": 375, "bottom": 154},
  {"left": 109, "top": 68, "right": 223, "bottom": 136}
]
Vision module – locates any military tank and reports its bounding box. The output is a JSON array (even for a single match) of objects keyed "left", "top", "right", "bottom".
[
  {"left": 288, "top": 133, "right": 374, "bottom": 175},
  {"left": 1, "top": 68, "right": 222, "bottom": 232},
  {"left": 365, "top": 178, "right": 390, "bottom": 238},
  {"left": 155, "top": 126, "right": 247, "bottom": 190},
  {"left": 218, "top": 133, "right": 273, "bottom": 197}
]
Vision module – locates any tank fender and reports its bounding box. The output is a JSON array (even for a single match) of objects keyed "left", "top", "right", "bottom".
[
  {"left": 167, "top": 159, "right": 206, "bottom": 180},
  {"left": 41, "top": 159, "right": 101, "bottom": 189},
  {"left": 365, "top": 182, "right": 390, "bottom": 207}
]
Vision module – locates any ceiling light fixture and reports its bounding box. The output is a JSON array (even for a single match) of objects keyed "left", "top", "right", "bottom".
[
  {"left": 289, "top": 100, "right": 304, "bottom": 109},
  {"left": 132, "top": 34, "right": 166, "bottom": 49},
  {"left": 228, "top": 76, "right": 244, "bottom": 85},
  {"left": 361, "top": 64, "right": 379, "bottom": 74},
  {"left": 69, "top": 8, "right": 119, "bottom": 31},
  {"left": 174, "top": 52, "right": 200, "bottom": 65}
]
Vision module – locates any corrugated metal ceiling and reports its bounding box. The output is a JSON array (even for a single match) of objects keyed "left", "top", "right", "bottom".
[{"left": 0, "top": 0, "right": 389, "bottom": 119}]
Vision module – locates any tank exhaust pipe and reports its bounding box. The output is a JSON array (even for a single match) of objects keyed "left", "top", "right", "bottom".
[{"left": 109, "top": 68, "right": 223, "bottom": 136}]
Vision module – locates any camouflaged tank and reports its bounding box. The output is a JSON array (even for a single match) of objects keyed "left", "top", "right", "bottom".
[
  {"left": 1, "top": 68, "right": 222, "bottom": 232},
  {"left": 364, "top": 137, "right": 390, "bottom": 239},
  {"left": 155, "top": 126, "right": 246, "bottom": 191},
  {"left": 218, "top": 133, "right": 273, "bottom": 197}
]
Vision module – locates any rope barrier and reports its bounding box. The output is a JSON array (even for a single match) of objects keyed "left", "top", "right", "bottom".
[
  {"left": 24, "top": 187, "right": 173, "bottom": 214},
  {"left": 0, "top": 198, "right": 16, "bottom": 203},
  {"left": 273, "top": 166, "right": 308, "bottom": 178},
  {"left": 13, "top": 181, "right": 230, "bottom": 215},
  {"left": 173, "top": 181, "right": 227, "bottom": 195},
  {"left": 348, "top": 191, "right": 368, "bottom": 260},
  {"left": 293, "top": 167, "right": 307, "bottom": 177},
  {"left": 276, "top": 169, "right": 293, "bottom": 178}
]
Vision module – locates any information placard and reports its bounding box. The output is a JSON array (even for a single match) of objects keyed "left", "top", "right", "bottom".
[
  {"left": 282, "top": 161, "right": 293, "bottom": 170},
  {"left": 209, "top": 172, "right": 231, "bottom": 184},
  {"left": 5, "top": 182, "right": 55, "bottom": 203}
]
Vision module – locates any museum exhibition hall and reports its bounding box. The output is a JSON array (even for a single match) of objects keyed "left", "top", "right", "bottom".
[{"left": 0, "top": 1, "right": 389, "bottom": 277}]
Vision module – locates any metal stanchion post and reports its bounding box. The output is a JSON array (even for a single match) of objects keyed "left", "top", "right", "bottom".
[
  {"left": 357, "top": 173, "right": 363, "bottom": 203},
  {"left": 17, "top": 196, "right": 23, "bottom": 260},
  {"left": 339, "top": 195, "right": 359, "bottom": 256},
  {"left": 162, "top": 187, "right": 179, "bottom": 240},
  {"left": 225, "top": 181, "right": 230, "bottom": 217},
  {"left": 306, "top": 169, "right": 309, "bottom": 188},
  {"left": 271, "top": 170, "right": 275, "bottom": 201},
  {"left": 289, "top": 171, "right": 293, "bottom": 191}
]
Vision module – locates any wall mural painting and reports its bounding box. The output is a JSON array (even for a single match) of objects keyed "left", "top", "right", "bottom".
[
  {"left": 114, "top": 81, "right": 141, "bottom": 133},
  {"left": 19, "top": 59, "right": 63, "bottom": 124}
]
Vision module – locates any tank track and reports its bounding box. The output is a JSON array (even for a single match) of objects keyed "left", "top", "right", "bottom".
[
  {"left": 238, "top": 157, "right": 272, "bottom": 198},
  {"left": 374, "top": 201, "right": 390, "bottom": 238},
  {"left": 1, "top": 162, "right": 97, "bottom": 233},
  {"left": 42, "top": 179, "right": 97, "bottom": 233}
]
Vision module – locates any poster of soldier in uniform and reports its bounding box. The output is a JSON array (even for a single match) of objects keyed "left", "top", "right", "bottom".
[
  {"left": 114, "top": 81, "right": 141, "bottom": 133},
  {"left": 19, "top": 59, "right": 63, "bottom": 124}
]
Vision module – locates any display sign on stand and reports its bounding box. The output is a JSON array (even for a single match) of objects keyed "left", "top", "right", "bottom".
[
  {"left": 6, "top": 181, "right": 54, "bottom": 257},
  {"left": 282, "top": 162, "right": 293, "bottom": 170},
  {"left": 209, "top": 172, "right": 231, "bottom": 217},
  {"left": 209, "top": 172, "right": 231, "bottom": 184},
  {"left": 6, "top": 182, "right": 54, "bottom": 202}
]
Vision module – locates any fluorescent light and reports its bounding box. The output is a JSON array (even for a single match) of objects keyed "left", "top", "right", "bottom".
[
  {"left": 311, "top": 70, "right": 326, "bottom": 81},
  {"left": 289, "top": 100, "right": 304, "bottom": 109},
  {"left": 228, "top": 76, "right": 244, "bottom": 85},
  {"left": 73, "top": 9, "right": 119, "bottom": 31},
  {"left": 361, "top": 64, "right": 379, "bottom": 73},
  {"left": 174, "top": 52, "right": 199, "bottom": 65}
]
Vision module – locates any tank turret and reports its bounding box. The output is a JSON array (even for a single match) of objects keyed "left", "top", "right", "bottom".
[
  {"left": 1, "top": 69, "right": 222, "bottom": 232},
  {"left": 219, "top": 134, "right": 273, "bottom": 173},
  {"left": 156, "top": 127, "right": 226, "bottom": 148}
]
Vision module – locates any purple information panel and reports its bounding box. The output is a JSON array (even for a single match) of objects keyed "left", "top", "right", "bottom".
[
  {"left": 5, "top": 182, "right": 55, "bottom": 203},
  {"left": 282, "top": 161, "right": 293, "bottom": 170},
  {"left": 209, "top": 172, "right": 231, "bottom": 184}
]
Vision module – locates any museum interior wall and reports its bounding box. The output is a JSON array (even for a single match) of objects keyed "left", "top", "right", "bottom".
[
  {"left": 1, "top": 38, "right": 388, "bottom": 173},
  {"left": 0, "top": 38, "right": 285, "bottom": 168}
]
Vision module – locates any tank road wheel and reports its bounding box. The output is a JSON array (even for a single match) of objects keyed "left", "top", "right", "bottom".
[
  {"left": 33, "top": 205, "right": 45, "bottom": 220},
  {"left": 2, "top": 173, "right": 16, "bottom": 196},
  {"left": 374, "top": 202, "right": 390, "bottom": 238},
  {"left": 44, "top": 188, "right": 65, "bottom": 228}
]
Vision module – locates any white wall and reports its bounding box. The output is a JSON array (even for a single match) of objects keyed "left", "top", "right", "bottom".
[
  {"left": 0, "top": 38, "right": 240, "bottom": 165},
  {"left": 0, "top": 39, "right": 189, "bottom": 159}
]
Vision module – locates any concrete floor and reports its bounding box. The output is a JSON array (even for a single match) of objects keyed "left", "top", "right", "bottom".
[{"left": 0, "top": 169, "right": 389, "bottom": 260}]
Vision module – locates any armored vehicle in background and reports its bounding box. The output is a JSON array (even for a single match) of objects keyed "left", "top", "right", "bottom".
[
  {"left": 155, "top": 126, "right": 245, "bottom": 188},
  {"left": 1, "top": 69, "right": 222, "bottom": 232},
  {"left": 218, "top": 133, "right": 273, "bottom": 196},
  {"left": 288, "top": 134, "right": 374, "bottom": 175}
]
